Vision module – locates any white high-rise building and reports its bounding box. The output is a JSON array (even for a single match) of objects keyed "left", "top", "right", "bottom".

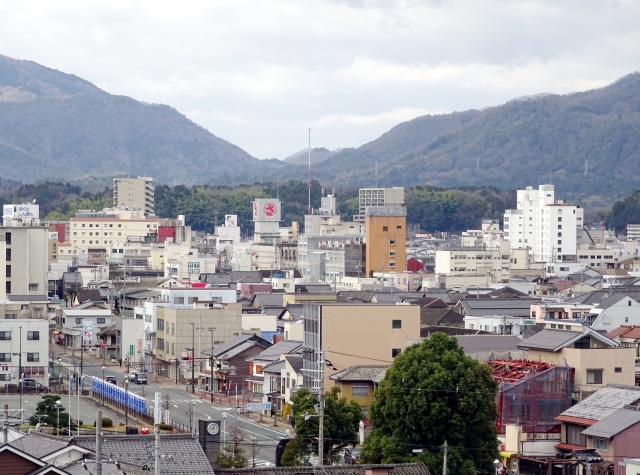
[
  {"left": 504, "top": 185, "right": 583, "bottom": 262},
  {"left": 354, "top": 187, "right": 405, "bottom": 223}
]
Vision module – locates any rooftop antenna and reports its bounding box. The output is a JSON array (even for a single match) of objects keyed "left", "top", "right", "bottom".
[{"left": 307, "top": 128, "right": 312, "bottom": 215}]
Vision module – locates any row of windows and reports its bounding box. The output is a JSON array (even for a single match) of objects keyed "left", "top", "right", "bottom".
[
  {"left": 382, "top": 226, "right": 403, "bottom": 232},
  {"left": 0, "top": 353, "right": 40, "bottom": 362}
]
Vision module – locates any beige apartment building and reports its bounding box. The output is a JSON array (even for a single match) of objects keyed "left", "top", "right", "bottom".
[
  {"left": 154, "top": 302, "right": 243, "bottom": 382},
  {"left": 0, "top": 226, "right": 48, "bottom": 299},
  {"left": 365, "top": 207, "right": 407, "bottom": 273},
  {"left": 302, "top": 303, "right": 420, "bottom": 391},
  {"left": 518, "top": 327, "right": 635, "bottom": 399},
  {"left": 113, "top": 176, "right": 155, "bottom": 216},
  {"left": 66, "top": 208, "right": 161, "bottom": 259}
]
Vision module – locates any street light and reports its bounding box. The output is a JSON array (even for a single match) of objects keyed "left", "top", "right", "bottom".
[
  {"left": 189, "top": 322, "right": 195, "bottom": 394},
  {"left": 222, "top": 412, "right": 227, "bottom": 448},
  {"left": 208, "top": 327, "right": 215, "bottom": 402},
  {"left": 55, "top": 400, "right": 61, "bottom": 433}
]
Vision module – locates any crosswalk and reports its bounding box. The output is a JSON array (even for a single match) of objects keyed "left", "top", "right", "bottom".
[{"left": 250, "top": 459, "right": 275, "bottom": 468}]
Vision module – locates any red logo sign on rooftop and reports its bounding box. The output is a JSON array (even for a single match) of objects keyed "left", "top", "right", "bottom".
[{"left": 264, "top": 203, "right": 276, "bottom": 217}]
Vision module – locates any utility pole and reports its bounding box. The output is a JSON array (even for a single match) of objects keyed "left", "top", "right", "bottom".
[
  {"left": 190, "top": 322, "right": 195, "bottom": 394},
  {"left": 96, "top": 410, "right": 103, "bottom": 475},
  {"left": 155, "top": 426, "right": 161, "bottom": 475},
  {"left": 3, "top": 404, "right": 8, "bottom": 444},
  {"left": 443, "top": 440, "right": 448, "bottom": 475},
  {"left": 19, "top": 326, "right": 23, "bottom": 426},
  {"left": 317, "top": 350, "right": 325, "bottom": 466}
]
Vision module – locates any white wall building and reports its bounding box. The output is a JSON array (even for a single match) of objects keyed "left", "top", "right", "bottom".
[
  {"left": 60, "top": 308, "right": 113, "bottom": 349},
  {"left": 163, "top": 243, "right": 218, "bottom": 280},
  {"left": 214, "top": 215, "right": 242, "bottom": 252},
  {"left": 1, "top": 204, "right": 48, "bottom": 300},
  {"left": 354, "top": 187, "right": 405, "bottom": 223},
  {"left": 504, "top": 185, "right": 583, "bottom": 263},
  {"left": 160, "top": 287, "right": 237, "bottom": 305},
  {"left": 0, "top": 319, "right": 49, "bottom": 387},
  {"left": 116, "top": 317, "right": 146, "bottom": 365}
]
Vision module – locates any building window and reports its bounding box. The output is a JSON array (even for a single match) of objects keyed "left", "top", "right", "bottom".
[
  {"left": 97, "top": 318, "right": 106, "bottom": 324},
  {"left": 586, "top": 369, "right": 603, "bottom": 384},
  {"left": 351, "top": 385, "right": 368, "bottom": 397},
  {"left": 27, "top": 331, "right": 40, "bottom": 340},
  {"left": 75, "top": 318, "right": 83, "bottom": 324},
  {"left": 592, "top": 438, "right": 608, "bottom": 451},
  {"left": 29, "top": 283, "right": 38, "bottom": 291},
  {"left": 5, "top": 314, "right": 16, "bottom": 320},
  {"left": 392, "top": 348, "right": 401, "bottom": 358},
  {"left": 389, "top": 261, "right": 396, "bottom": 268},
  {"left": 5, "top": 232, "right": 11, "bottom": 245},
  {"left": 558, "top": 217, "right": 562, "bottom": 222},
  {"left": 0, "top": 332, "right": 11, "bottom": 340},
  {"left": 5, "top": 282, "right": 10, "bottom": 295},
  {"left": 383, "top": 226, "right": 388, "bottom": 232},
  {"left": 0, "top": 354, "right": 10, "bottom": 362},
  {"left": 397, "top": 225, "right": 402, "bottom": 229},
  {"left": 392, "top": 320, "right": 402, "bottom": 329},
  {"left": 5, "top": 249, "right": 10, "bottom": 261},
  {"left": 389, "top": 239, "right": 396, "bottom": 245},
  {"left": 629, "top": 301, "right": 632, "bottom": 306},
  {"left": 27, "top": 353, "right": 39, "bottom": 362},
  {"left": 173, "top": 297, "right": 184, "bottom": 305},
  {"left": 615, "top": 367, "right": 622, "bottom": 373},
  {"left": 389, "top": 250, "right": 396, "bottom": 257},
  {"left": 5, "top": 265, "right": 10, "bottom": 278}
]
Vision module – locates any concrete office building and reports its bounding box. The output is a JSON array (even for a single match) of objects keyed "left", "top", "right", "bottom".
[
  {"left": 302, "top": 303, "right": 420, "bottom": 392},
  {"left": 0, "top": 204, "right": 48, "bottom": 300},
  {"left": 354, "top": 187, "right": 405, "bottom": 223},
  {"left": 113, "top": 176, "right": 155, "bottom": 216},
  {"left": 365, "top": 206, "right": 407, "bottom": 273},
  {"left": 0, "top": 319, "right": 49, "bottom": 387}
]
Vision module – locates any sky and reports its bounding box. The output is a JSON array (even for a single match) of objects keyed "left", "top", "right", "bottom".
[{"left": 1, "top": 0, "right": 639, "bottom": 159}]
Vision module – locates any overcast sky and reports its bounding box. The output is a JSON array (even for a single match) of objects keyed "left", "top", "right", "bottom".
[{"left": 1, "top": 0, "right": 638, "bottom": 159}]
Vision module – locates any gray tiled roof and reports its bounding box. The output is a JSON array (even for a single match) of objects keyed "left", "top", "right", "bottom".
[
  {"left": 217, "top": 463, "right": 430, "bottom": 475},
  {"left": 262, "top": 359, "right": 286, "bottom": 373},
  {"left": 329, "top": 365, "right": 389, "bottom": 382},
  {"left": 595, "top": 293, "right": 640, "bottom": 309},
  {"left": 6, "top": 294, "right": 50, "bottom": 301},
  {"left": 559, "top": 384, "right": 640, "bottom": 422},
  {"left": 74, "top": 434, "right": 214, "bottom": 475},
  {"left": 295, "top": 284, "right": 334, "bottom": 294},
  {"left": 202, "top": 333, "right": 271, "bottom": 358},
  {"left": 254, "top": 294, "right": 284, "bottom": 307},
  {"left": 247, "top": 340, "right": 302, "bottom": 362},
  {"left": 8, "top": 431, "right": 70, "bottom": 458},
  {"left": 283, "top": 305, "right": 304, "bottom": 321},
  {"left": 454, "top": 335, "right": 523, "bottom": 353},
  {"left": 285, "top": 354, "right": 303, "bottom": 373},
  {"left": 517, "top": 329, "right": 582, "bottom": 351},
  {"left": 518, "top": 327, "right": 617, "bottom": 351},
  {"left": 581, "top": 408, "right": 640, "bottom": 439},
  {"left": 458, "top": 298, "right": 540, "bottom": 317}
]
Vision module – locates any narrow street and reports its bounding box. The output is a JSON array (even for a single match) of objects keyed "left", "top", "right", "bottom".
[{"left": 53, "top": 352, "right": 288, "bottom": 466}]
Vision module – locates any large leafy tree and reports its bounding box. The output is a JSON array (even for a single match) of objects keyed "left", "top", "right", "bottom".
[
  {"left": 284, "top": 387, "right": 362, "bottom": 465},
  {"left": 29, "top": 395, "right": 74, "bottom": 430},
  {"left": 361, "top": 333, "right": 499, "bottom": 475}
]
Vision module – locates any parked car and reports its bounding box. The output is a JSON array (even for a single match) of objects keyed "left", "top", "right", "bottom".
[
  {"left": 104, "top": 376, "right": 117, "bottom": 385},
  {"left": 125, "top": 371, "right": 138, "bottom": 382},
  {"left": 344, "top": 447, "right": 361, "bottom": 465},
  {"left": 22, "top": 379, "right": 48, "bottom": 391}
]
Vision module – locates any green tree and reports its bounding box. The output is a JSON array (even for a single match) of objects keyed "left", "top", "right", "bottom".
[
  {"left": 29, "top": 395, "right": 74, "bottom": 430},
  {"left": 288, "top": 387, "right": 362, "bottom": 465},
  {"left": 361, "top": 333, "right": 499, "bottom": 475}
]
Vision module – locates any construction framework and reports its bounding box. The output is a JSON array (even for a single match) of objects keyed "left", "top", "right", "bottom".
[{"left": 490, "top": 359, "right": 572, "bottom": 434}]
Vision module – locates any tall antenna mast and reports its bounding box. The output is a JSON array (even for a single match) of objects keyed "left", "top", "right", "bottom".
[{"left": 307, "top": 128, "right": 312, "bottom": 215}]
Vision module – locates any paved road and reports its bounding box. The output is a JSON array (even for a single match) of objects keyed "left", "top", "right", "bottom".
[
  {"left": 56, "top": 354, "right": 285, "bottom": 465},
  {"left": 0, "top": 393, "right": 126, "bottom": 428}
]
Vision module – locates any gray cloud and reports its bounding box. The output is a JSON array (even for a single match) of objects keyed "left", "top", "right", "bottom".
[{"left": 0, "top": 0, "right": 638, "bottom": 158}]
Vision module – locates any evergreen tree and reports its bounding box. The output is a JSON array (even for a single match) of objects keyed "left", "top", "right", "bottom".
[
  {"left": 30, "top": 394, "right": 74, "bottom": 430},
  {"left": 361, "top": 333, "right": 499, "bottom": 475}
]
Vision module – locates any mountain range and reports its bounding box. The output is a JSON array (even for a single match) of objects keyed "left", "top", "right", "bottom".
[{"left": 1, "top": 53, "right": 640, "bottom": 203}]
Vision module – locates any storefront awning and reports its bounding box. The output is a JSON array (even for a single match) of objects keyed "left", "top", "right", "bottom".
[{"left": 500, "top": 451, "right": 515, "bottom": 458}]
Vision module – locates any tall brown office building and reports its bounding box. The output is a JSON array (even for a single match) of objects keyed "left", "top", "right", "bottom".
[{"left": 365, "top": 206, "right": 407, "bottom": 273}]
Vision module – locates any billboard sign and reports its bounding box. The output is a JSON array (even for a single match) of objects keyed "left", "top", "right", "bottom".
[
  {"left": 3, "top": 204, "right": 39, "bottom": 218},
  {"left": 83, "top": 321, "right": 93, "bottom": 345},
  {"left": 252, "top": 199, "right": 281, "bottom": 222},
  {"left": 247, "top": 402, "right": 271, "bottom": 411}
]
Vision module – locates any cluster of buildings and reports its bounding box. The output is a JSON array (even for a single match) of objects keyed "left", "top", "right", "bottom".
[{"left": 7, "top": 176, "right": 640, "bottom": 473}]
